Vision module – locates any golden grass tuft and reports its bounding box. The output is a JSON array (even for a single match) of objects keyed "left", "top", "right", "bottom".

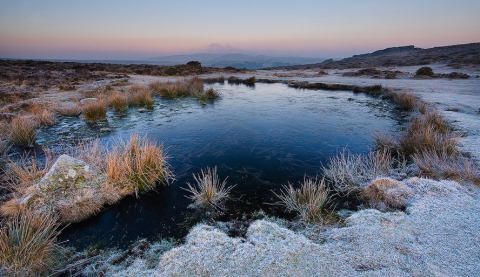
[
  {"left": 184, "top": 167, "right": 234, "bottom": 210},
  {"left": 108, "top": 92, "right": 129, "bottom": 112},
  {"left": 81, "top": 100, "right": 107, "bottom": 121},
  {"left": 5, "top": 155, "right": 52, "bottom": 194},
  {"left": 0, "top": 198, "right": 26, "bottom": 218},
  {"left": 376, "top": 110, "right": 457, "bottom": 158},
  {"left": 391, "top": 92, "right": 419, "bottom": 111},
  {"left": 274, "top": 177, "right": 331, "bottom": 223},
  {"left": 27, "top": 104, "right": 56, "bottom": 126},
  {"left": 0, "top": 212, "right": 62, "bottom": 276},
  {"left": 9, "top": 116, "right": 37, "bottom": 147},
  {"left": 399, "top": 112, "right": 457, "bottom": 156},
  {"left": 413, "top": 151, "right": 480, "bottom": 185},
  {"left": 106, "top": 135, "right": 171, "bottom": 197},
  {"left": 128, "top": 86, "right": 154, "bottom": 108},
  {"left": 149, "top": 78, "right": 219, "bottom": 100}
]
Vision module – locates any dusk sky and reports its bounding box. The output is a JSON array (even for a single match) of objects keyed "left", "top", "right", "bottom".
[{"left": 1, "top": 0, "right": 479, "bottom": 60}]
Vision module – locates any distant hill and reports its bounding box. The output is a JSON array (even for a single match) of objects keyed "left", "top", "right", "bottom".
[
  {"left": 149, "top": 53, "right": 323, "bottom": 69},
  {"left": 274, "top": 43, "right": 480, "bottom": 69}
]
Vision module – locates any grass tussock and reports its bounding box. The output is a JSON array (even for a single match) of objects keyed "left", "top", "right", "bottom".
[
  {"left": 108, "top": 92, "right": 129, "bottom": 112},
  {"left": 0, "top": 212, "right": 62, "bottom": 276},
  {"left": 128, "top": 86, "right": 154, "bottom": 108},
  {"left": 9, "top": 116, "right": 37, "bottom": 147},
  {"left": 391, "top": 92, "right": 419, "bottom": 111},
  {"left": 26, "top": 104, "right": 56, "bottom": 126},
  {"left": 399, "top": 112, "right": 457, "bottom": 156},
  {"left": 69, "top": 139, "right": 106, "bottom": 171},
  {"left": 106, "top": 135, "right": 171, "bottom": 197},
  {"left": 376, "top": 111, "right": 457, "bottom": 157},
  {"left": 149, "top": 78, "right": 220, "bottom": 101},
  {"left": 81, "top": 100, "right": 107, "bottom": 121},
  {"left": 4, "top": 155, "right": 52, "bottom": 194},
  {"left": 198, "top": 88, "right": 220, "bottom": 101},
  {"left": 322, "top": 150, "right": 402, "bottom": 195},
  {"left": 184, "top": 167, "right": 234, "bottom": 210},
  {"left": 413, "top": 151, "right": 480, "bottom": 185},
  {"left": 274, "top": 177, "right": 331, "bottom": 223}
]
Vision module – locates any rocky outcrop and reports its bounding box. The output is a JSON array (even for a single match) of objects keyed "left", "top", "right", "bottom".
[
  {"left": 0, "top": 155, "right": 118, "bottom": 223},
  {"left": 104, "top": 178, "right": 480, "bottom": 276}
]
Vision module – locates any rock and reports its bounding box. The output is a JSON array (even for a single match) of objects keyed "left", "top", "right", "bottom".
[
  {"left": 0, "top": 155, "right": 113, "bottom": 223},
  {"left": 362, "top": 177, "right": 413, "bottom": 210},
  {"left": 80, "top": 97, "right": 98, "bottom": 105}
]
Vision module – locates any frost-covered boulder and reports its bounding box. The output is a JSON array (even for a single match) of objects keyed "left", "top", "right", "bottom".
[{"left": 1, "top": 154, "right": 114, "bottom": 223}]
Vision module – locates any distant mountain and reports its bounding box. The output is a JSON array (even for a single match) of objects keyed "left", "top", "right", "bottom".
[
  {"left": 148, "top": 53, "right": 323, "bottom": 69},
  {"left": 275, "top": 43, "right": 480, "bottom": 69}
]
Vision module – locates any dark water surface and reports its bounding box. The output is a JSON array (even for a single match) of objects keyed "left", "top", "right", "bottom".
[{"left": 36, "top": 83, "right": 400, "bottom": 249}]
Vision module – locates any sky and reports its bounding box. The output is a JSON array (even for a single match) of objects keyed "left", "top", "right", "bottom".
[{"left": 0, "top": 0, "right": 479, "bottom": 60}]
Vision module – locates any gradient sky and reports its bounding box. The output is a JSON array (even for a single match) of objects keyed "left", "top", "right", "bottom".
[{"left": 0, "top": 0, "right": 479, "bottom": 59}]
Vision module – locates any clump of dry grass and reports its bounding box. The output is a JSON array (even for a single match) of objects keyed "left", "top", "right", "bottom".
[
  {"left": 376, "top": 110, "right": 457, "bottom": 157},
  {"left": 374, "top": 133, "right": 399, "bottom": 153},
  {"left": 9, "top": 116, "right": 37, "bottom": 147},
  {"left": 413, "top": 151, "right": 480, "bottom": 185},
  {"left": 108, "top": 92, "right": 129, "bottom": 112},
  {"left": 4, "top": 155, "right": 52, "bottom": 194},
  {"left": 81, "top": 100, "right": 107, "bottom": 121},
  {"left": 184, "top": 167, "right": 234, "bottom": 210},
  {"left": 0, "top": 212, "right": 62, "bottom": 276},
  {"left": 106, "top": 135, "right": 171, "bottom": 197},
  {"left": 69, "top": 139, "right": 106, "bottom": 171},
  {"left": 274, "top": 177, "right": 331, "bottom": 223},
  {"left": 391, "top": 92, "right": 418, "bottom": 111},
  {"left": 128, "top": 86, "right": 154, "bottom": 108},
  {"left": 26, "top": 104, "right": 56, "bottom": 126},
  {"left": 149, "top": 78, "right": 219, "bottom": 101},
  {"left": 198, "top": 88, "right": 220, "bottom": 101},
  {"left": 322, "top": 150, "right": 402, "bottom": 195},
  {"left": 399, "top": 111, "right": 457, "bottom": 156}
]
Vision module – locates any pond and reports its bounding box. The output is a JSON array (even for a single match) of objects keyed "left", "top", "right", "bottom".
[{"left": 36, "top": 82, "right": 401, "bottom": 249}]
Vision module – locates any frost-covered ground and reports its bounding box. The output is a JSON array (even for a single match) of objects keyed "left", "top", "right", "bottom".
[{"left": 100, "top": 178, "right": 480, "bottom": 276}]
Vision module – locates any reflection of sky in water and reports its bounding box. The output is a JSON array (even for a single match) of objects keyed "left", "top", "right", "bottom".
[{"left": 37, "top": 83, "right": 400, "bottom": 249}]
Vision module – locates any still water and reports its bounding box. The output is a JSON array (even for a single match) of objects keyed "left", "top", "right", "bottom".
[{"left": 37, "top": 82, "right": 400, "bottom": 249}]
